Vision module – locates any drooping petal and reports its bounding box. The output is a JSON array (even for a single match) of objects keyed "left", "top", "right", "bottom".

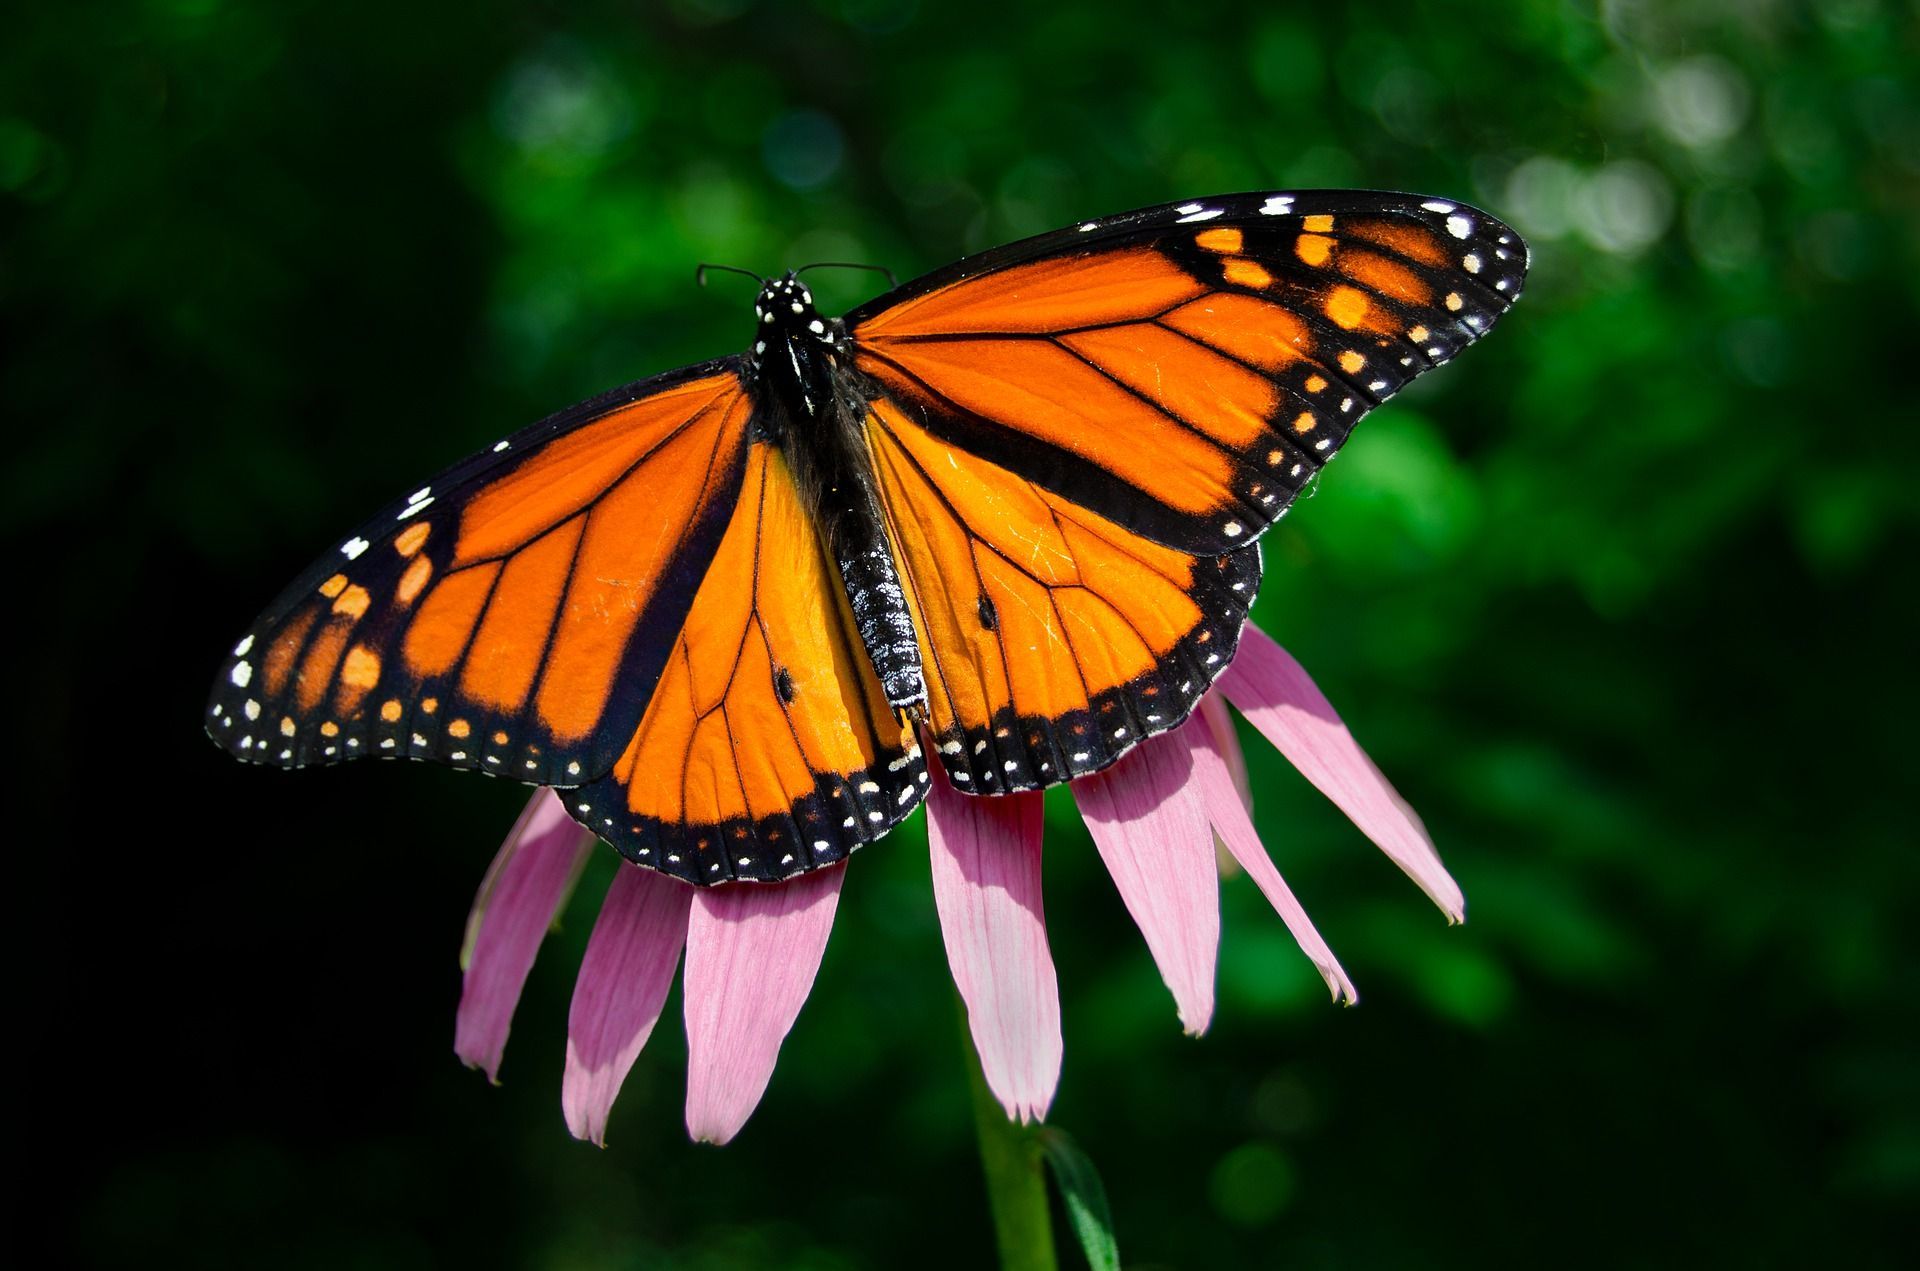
[
  {"left": 1217, "top": 625, "right": 1466, "bottom": 922},
  {"left": 563, "top": 863, "right": 694, "bottom": 1145},
  {"left": 926, "top": 764, "right": 1060, "bottom": 1123},
  {"left": 682, "top": 864, "right": 845, "bottom": 1144},
  {"left": 1184, "top": 715, "right": 1358, "bottom": 1005},
  {"left": 1075, "top": 733, "right": 1220, "bottom": 1035},
  {"left": 1200, "top": 694, "right": 1251, "bottom": 878},
  {"left": 455, "top": 790, "right": 596, "bottom": 1081},
  {"left": 1200, "top": 694, "right": 1254, "bottom": 815}
]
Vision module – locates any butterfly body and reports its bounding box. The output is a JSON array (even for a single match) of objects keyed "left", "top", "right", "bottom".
[
  {"left": 208, "top": 190, "right": 1528, "bottom": 885},
  {"left": 746, "top": 274, "right": 926, "bottom": 712}
]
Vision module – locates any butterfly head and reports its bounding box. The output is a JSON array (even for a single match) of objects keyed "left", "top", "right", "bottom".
[{"left": 752, "top": 273, "right": 839, "bottom": 361}]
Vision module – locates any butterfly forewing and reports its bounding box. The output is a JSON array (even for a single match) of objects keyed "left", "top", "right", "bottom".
[
  {"left": 849, "top": 190, "right": 1528, "bottom": 557},
  {"left": 207, "top": 363, "right": 753, "bottom": 786}
]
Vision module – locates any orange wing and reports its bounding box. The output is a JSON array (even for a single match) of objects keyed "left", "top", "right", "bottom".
[
  {"left": 849, "top": 191, "right": 1527, "bottom": 557},
  {"left": 846, "top": 191, "right": 1524, "bottom": 787},
  {"left": 864, "top": 395, "right": 1258, "bottom": 791},
  {"left": 566, "top": 443, "right": 927, "bottom": 884},
  {"left": 207, "top": 364, "right": 754, "bottom": 787}
]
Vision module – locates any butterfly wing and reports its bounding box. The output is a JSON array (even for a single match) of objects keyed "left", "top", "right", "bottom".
[
  {"left": 864, "top": 394, "right": 1260, "bottom": 791},
  {"left": 848, "top": 190, "right": 1526, "bottom": 787},
  {"left": 566, "top": 442, "right": 928, "bottom": 884},
  {"left": 207, "top": 361, "right": 754, "bottom": 787},
  {"left": 849, "top": 190, "right": 1528, "bottom": 556}
]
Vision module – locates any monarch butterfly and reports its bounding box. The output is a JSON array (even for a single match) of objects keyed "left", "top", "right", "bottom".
[{"left": 207, "top": 190, "right": 1527, "bottom": 886}]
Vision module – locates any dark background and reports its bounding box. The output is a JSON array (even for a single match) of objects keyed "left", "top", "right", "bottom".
[{"left": 9, "top": 1, "right": 1917, "bottom": 1267}]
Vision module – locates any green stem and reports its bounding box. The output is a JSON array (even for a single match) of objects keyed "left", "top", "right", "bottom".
[{"left": 959, "top": 1001, "right": 1058, "bottom": 1271}]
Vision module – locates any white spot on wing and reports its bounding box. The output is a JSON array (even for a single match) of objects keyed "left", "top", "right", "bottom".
[
  {"left": 342, "top": 537, "right": 370, "bottom": 560},
  {"left": 1446, "top": 214, "right": 1472, "bottom": 239},
  {"left": 1421, "top": 200, "right": 1456, "bottom": 213},
  {"left": 230, "top": 661, "right": 253, "bottom": 688},
  {"left": 1260, "top": 194, "right": 1295, "bottom": 215},
  {"left": 1175, "top": 206, "right": 1224, "bottom": 223},
  {"left": 233, "top": 635, "right": 254, "bottom": 657}
]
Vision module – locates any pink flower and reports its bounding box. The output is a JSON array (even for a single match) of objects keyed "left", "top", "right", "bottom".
[{"left": 455, "top": 623, "right": 1464, "bottom": 1144}]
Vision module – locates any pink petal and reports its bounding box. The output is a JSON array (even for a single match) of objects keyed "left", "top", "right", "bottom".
[
  {"left": 682, "top": 864, "right": 845, "bottom": 1144},
  {"left": 1217, "top": 625, "right": 1466, "bottom": 922},
  {"left": 563, "top": 863, "right": 694, "bottom": 1145},
  {"left": 1200, "top": 694, "right": 1251, "bottom": 879},
  {"left": 1200, "top": 694, "right": 1254, "bottom": 815},
  {"left": 1184, "top": 716, "right": 1359, "bottom": 1005},
  {"left": 926, "top": 764, "right": 1061, "bottom": 1123},
  {"left": 1075, "top": 733, "right": 1220, "bottom": 1035},
  {"left": 455, "top": 790, "right": 596, "bottom": 1081}
]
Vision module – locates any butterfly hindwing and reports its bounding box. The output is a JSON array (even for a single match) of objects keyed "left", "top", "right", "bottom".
[
  {"left": 207, "top": 362, "right": 754, "bottom": 787},
  {"left": 865, "top": 394, "right": 1260, "bottom": 792},
  {"left": 567, "top": 443, "right": 928, "bottom": 885},
  {"left": 849, "top": 190, "right": 1527, "bottom": 557}
]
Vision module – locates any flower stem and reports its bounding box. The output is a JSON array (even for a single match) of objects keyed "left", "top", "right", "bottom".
[{"left": 958, "top": 1001, "right": 1058, "bottom": 1271}]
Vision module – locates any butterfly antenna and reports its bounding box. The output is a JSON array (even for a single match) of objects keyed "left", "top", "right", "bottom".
[
  {"left": 795, "top": 261, "right": 899, "bottom": 289},
  {"left": 696, "top": 263, "right": 766, "bottom": 289}
]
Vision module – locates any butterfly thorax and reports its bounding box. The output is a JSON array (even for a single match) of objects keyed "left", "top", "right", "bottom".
[{"left": 747, "top": 274, "right": 927, "bottom": 715}]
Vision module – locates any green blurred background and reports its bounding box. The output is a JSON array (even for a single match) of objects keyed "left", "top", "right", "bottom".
[{"left": 10, "top": 0, "right": 1917, "bottom": 1266}]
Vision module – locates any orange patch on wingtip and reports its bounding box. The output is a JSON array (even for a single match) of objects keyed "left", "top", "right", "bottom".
[
  {"left": 336, "top": 645, "right": 382, "bottom": 715},
  {"left": 279, "top": 716, "right": 297, "bottom": 737},
  {"left": 263, "top": 606, "right": 320, "bottom": 698},
  {"left": 394, "top": 522, "right": 431, "bottom": 557},
  {"left": 397, "top": 555, "right": 432, "bottom": 606},
  {"left": 320, "top": 721, "right": 340, "bottom": 737},
  {"left": 341, "top": 646, "right": 381, "bottom": 690},
  {"left": 1339, "top": 350, "right": 1367, "bottom": 373},
  {"left": 1295, "top": 233, "right": 1335, "bottom": 266},
  {"left": 380, "top": 699, "right": 403, "bottom": 722},
  {"left": 1340, "top": 249, "right": 1432, "bottom": 305},
  {"left": 421, "top": 697, "right": 438, "bottom": 714},
  {"left": 1347, "top": 219, "right": 1451, "bottom": 267},
  {"left": 318, "top": 574, "right": 349, "bottom": 599},
  {"left": 1162, "top": 293, "right": 1312, "bottom": 371},
  {"left": 1302, "top": 214, "right": 1335, "bottom": 233},
  {"left": 332, "top": 584, "right": 371, "bottom": 619},
  {"left": 1409, "top": 325, "right": 1430, "bottom": 343},
  {"left": 1223, "top": 258, "right": 1273, "bottom": 288},
  {"left": 1305, "top": 374, "right": 1328, "bottom": 392},
  {"left": 492, "top": 730, "right": 509, "bottom": 745},
  {"left": 1196, "top": 227, "right": 1243, "bottom": 253},
  {"left": 1293, "top": 411, "right": 1315, "bottom": 434},
  {"left": 1324, "top": 286, "right": 1371, "bottom": 329},
  {"left": 448, "top": 719, "right": 471, "bottom": 739},
  {"left": 296, "top": 620, "right": 350, "bottom": 712}
]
